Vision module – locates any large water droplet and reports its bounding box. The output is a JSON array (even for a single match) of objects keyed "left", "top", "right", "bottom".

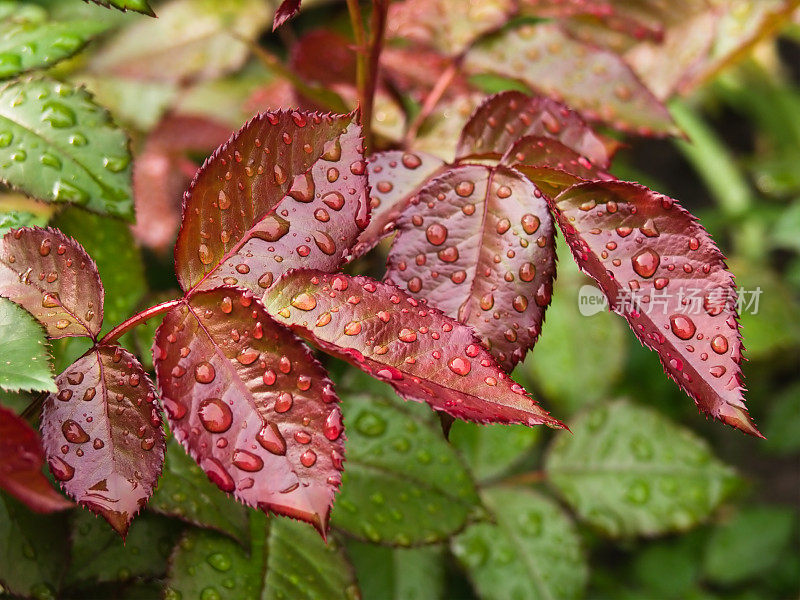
[
  {"left": 62, "top": 419, "right": 89, "bottom": 444},
  {"left": 631, "top": 248, "right": 660, "bottom": 278},
  {"left": 324, "top": 407, "right": 343, "bottom": 440},
  {"left": 669, "top": 314, "right": 696, "bottom": 340},
  {"left": 426, "top": 223, "right": 447, "bottom": 246},
  {"left": 198, "top": 398, "right": 233, "bottom": 433},
  {"left": 49, "top": 456, "right": 74, "bottom": 481},
  {"left": 448, "top": 357, "right": 471, "bottom": 376},
  {"left": 290, "top": 292, "right": 317, "bottom": 311},
  {"left": 203, "top": 457, "right": 235, "bottom": 493},
  {"left": 256, "top": 422, "right": 286, "bottom": 455},
  {"left": 711, "top": 335, "right": 728, "bottom": 354},
  {"left": 232, "top": 449, "right": 264, "bottom": 472},
  {"left": 194, "top": 362, "right": 216, "bottom": 384}
]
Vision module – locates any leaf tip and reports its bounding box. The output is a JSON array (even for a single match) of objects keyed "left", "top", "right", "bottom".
[{"left": 718, "top": 402, "right": 764, "bottom": 439}]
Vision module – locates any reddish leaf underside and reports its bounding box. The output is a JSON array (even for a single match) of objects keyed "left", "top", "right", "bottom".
[
  {"left": 41, "top": 345, "right": 166, "bottom": 536},
  {"left": 385, "top": 165, "right": 557, "bottom": 370},
  {"left": 153, "top": 287, "right": 344, "bottom": 535},
  {"left": 353, "top": 149, "right": 447, "bottom": 258},
  {"left": 174, "top": 110, "right": 368, "bottom": 295},
  {"left": 265, "top": 270, "right": 563, "bottom": 428},
  {"left": 456, "top": 90, "right": 618, "bottom": 167},
  {"left": 273, "top": 0, "right": 301, "bottom": 30},
  {"left": 464, "top": 25, "right": 677, "bottom": 136},
  {"left": 0, "top": 227, "right": 104, "bottom": 339},
  {"left": 0, "top": 406, "right": 72, "bottom": 513},
  {"left": 552, "top": 181, "right": 760, "bottom": 437},
  {"left": 133, "top": 115, "right": 232, "bottom": 252}
]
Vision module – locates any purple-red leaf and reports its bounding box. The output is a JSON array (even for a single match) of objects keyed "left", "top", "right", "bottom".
[
  {"left": 0, "top": 227, "right": 104, "bottom": 339},
  {"left": 384, "top": 165, "right": 557, "bottom": 370},
  {"left": 457, "top": 91, "right": 618, "bottom": 167},
  {"left": 265, "top": 270, "right": 563, "bottom": 428},
  {"left": 133, "top": 115, "right": 232, "bottom": 252},
  {"left": 353, "top": 150, "right": 447, "bottom": 258},
  {"left": 552, "top": 181, "right": 760, "bottom": 437},
  {"left": 153, "top": 287, "right": 344, "bottom": 535},
  {"left": 503, "top": 135, "right": 615, "bottom": 197},
  {"left": 0, "top": 406, "right": 72, "bottom": 513},
  {"left": 464, "top": 25, "right": 678, "bottom": 136},
  {"left": 41, "top": 345, "right": 165, "bottom": 536},
  {"left": 273, "top": 0, "right": 301, "bottom": 30},
  {"left": 174, "top": 110, "right": 369, "bottom": 295}
]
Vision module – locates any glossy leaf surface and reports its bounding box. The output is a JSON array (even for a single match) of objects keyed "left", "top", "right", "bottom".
[
  {"left": 333, "top": 391, "right": 479, "bottom": 545},
  {"left": 0, "top": 227, "right": 104, "bottom": 339},
  {"left": 85, "top": 0, "right": 155, "bottom": 16},
  {"left": 546, "top": 401, "right": 739, "bottom": 537},
  {"left": 265, "top": 270, "right": 562, "bottom": 428},
  {"left": 154, "top": 288, "right": 344, "bottom": 534},
  {"left": 41, "top": 345, "right": 165, "bottom": 536},
  {"left": 174, "top": 110, "right": 368, "bottom": 293},
  {"left": 0, "top": 77, "right": 133, "bottom": 219},
  {"left": 347, "top": 541, "right": 445, "bottom": 600},
  {"left": 89, "top": 0, "right": 269, "bottom": 82},
  {"left": 0, "top": 298, "right": 54, "bottom": 392},
  {"left": 354, "top": 149, "right": 446, "bottom": 258},
  {"left": 552, "top": 181, "right": 758, "bottom": 435},
  {"left": 448, "top": 419, "right": 540, "bottom": 482},
  {"left": 387, "top": 0, "right": 515, "bottom": 55},
  {"left": 166, "top": 516, "right": 359, "bottom": 600},
  {"left": 457, "top": 91, "right": 616, "bottom": 167},
  {"left": 452, "top": 487, "right": 587, "bottom": 600},
  {"left": 465, "top": 24, "right": 676, "bottom": 136},
  {"left": 0, "top": 406, "right": 71, "bottom": 512},
  {"left": 385, "top": 165, "right": 557, "bottom": 370},
  {"left": 149, "top": 439, "right": 249, "bottom": 544},
  {"left": 0, "top": 5, "right": 106, "bottom": 79},
  {"left": 273, "top": 0, "right": 300, "bottom": 30}
]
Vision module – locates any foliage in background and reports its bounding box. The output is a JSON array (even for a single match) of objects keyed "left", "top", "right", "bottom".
[{"left": 0, "top": 0, "right": 798, "bottom": 599}]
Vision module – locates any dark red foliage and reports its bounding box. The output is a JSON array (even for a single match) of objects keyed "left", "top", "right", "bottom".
[
  {"left": 0, "top": 406, "right": 72, "bottom": 513},
  {"left": 40, "top": 345, "right": 165, "bottom": 536},
  {"left": 153, "top": 287, "right": 344, "bottom": 535},
  {"left": 273, "top": 0, "right": 301, "bottom": 31}
]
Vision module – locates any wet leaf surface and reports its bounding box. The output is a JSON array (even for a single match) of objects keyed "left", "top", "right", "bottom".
[
  {"left": 448, "top": 419, "right": 540, "bottom": 483},
  {"left": 0, "top": 227, "right": 104, "bottom": 339},
  {"left": 333, "top": 391, "right": 479, "bottom": 545},
  {"left": 273, "top": 0, "right": 301, "bottom": 31},
  {"left": 546, "top": 400, "right": 739, "bottom": 537},
  {"left": 346, "top": 541, "right": 445, "bottom": 600},
  {"left": 174, "top": 110, "right": 368, "bottom": 294},
  {"left": 265, "top": 270, "right": 562, "bottom": 428},
  {"left": 154, "top": 288, "right": 344, "bottom": 535},
  {"left": 0, "top": 297, "right": 55, "bottom": 392},
  {"left": 452, "top": 486, "right": 587, "bottom": 600},
  {"left": 385, "top": 165, "right": 557, "bottom": 370},
  {"left": 551, "top": 181, "right": 759, "bottom": 435},
  {"left": 0, "top": 406, "right": 71, "bottom": 513},
  {"left": 40, "top": 344, "right": 165, "bottom": 536}
]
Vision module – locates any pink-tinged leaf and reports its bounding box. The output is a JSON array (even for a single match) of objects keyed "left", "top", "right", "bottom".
[
  {"left": 174, "top": 110, "right": 369, "bottom": 294},
  {"left": 387, "top": 0, "right": 516, "bottom": 55},
  {"left": 273, "top": 0, "right": 301, "bottom": 30},
  {"left": 0, "top": 227, "right": 104, "bottom": 339},
  {"left": 464, "top": 24, "right": 678, "bottom": 136},
  {"left": 503, "top": 135, "right": 616, "bottom": 197},
  {"left": 457, "top": 91, "right": 618, "bottom": 168},
  {"left": 265, "top": 270, "right": 563, "bottom": 429},
  {"left": 41, "top": 345, "right": 166, "bottom": 536},
  {"left": 133, "top": 115, "right": 232, "bottom": 252},
  {"left": 353, "top": 150, "right": 447, "bottom": 258},
  {"left": 384, "top": 165, "right": 557, "bottom": 370},
  {"left": 0, "top": 406, "right": 72, "bottom": 513},
  {"left": 153, "top": 288, "right": 343, "bottom": 536},
  {"left": 380, "top": 46, "right": 472, "bottom": 103},
  {"left": 551, "top": 181, "right": 760, "bottom": 437}
]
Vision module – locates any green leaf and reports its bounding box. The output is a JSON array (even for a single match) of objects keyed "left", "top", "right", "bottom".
[
  {"left": 703, "top": 506, "right": 797, "bottom": 585},
  {"left": 0, "top": 207, "right": 47, "bottom": 234},
  {"left": 52, "top": 206, "right": 145, "bottom": 330},
  {"left": 149, "top": 439, "right": 250, "bottom": 544},
  {"left": 0, "top": 491, "right": 69, "bottom": 599},
  {"left": 448, "top": 420, "right": 540, "bottom": 483},
  {"left": 89, "top": 0, "right": 270, "bottom": 83},
  {"left": 517, "top": 238, "right": 627, "bottom": 416},
  {"left": 84, "top": 0, "right": 156, "bottom": 17},
  {"left": 333, "top": 391, "right": 480, "bottom": 545},
  {"left": 65, "top": 509, "right": 182, "bottom": 586},
  {"left": 165, "top": 515, "right": 359, "bottom": 600},
  {"left": 0, "top": 297, "right": 54, "bottom": 392},
  {"left": 546, "top": 400, "right": 740, "bottom": 537},
  {"left": 0, "top": 77, "right": 133, "bottom": 220},
  {"left": 346, "top": 540, "right": 445, "bottom": 600},
  {"left": 0, "top": 4, "right": 107, "bottom": 80},
  {"left": 763, "top": 383, "right": 800, "bottom": 455},
  {"left": 631, "top": 530, "right": 706, "bottom": 598},
  {"left": 452, "top": 486, "right": 587, "bottom": 600}
]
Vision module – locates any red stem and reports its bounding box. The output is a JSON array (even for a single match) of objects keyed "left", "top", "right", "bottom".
[
  {"left": 363, "top": 0, "right": 389, "bottom": 152},
  {"left": 99, "top": 299, "right": 183, "bottom": 346}
]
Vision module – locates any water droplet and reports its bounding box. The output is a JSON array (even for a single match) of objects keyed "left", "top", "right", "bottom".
[
  {"left": 312, "top": 230, "right": 337, "bottom": 255},
  {"left": 257, "top": 422, "right": 286, "bottom": 455},
  {"left": 448, "top": 357, "right": 471, "bottom": 375},
  {"left": 402, "top": 153, "right": 421, "bottom": 169},
  {"left": 426, "top": 223, "right": 448, "bottom": 246},
  {"left": 203, "top": 457, "right": 235, "bottom": 493},
  {"left": 232, "top": 449, "right": 264, "bottom": 472},
  {"left": 355, "top": 411, "right": 386, "bottom": 436},
  {"left": 288, "top": 171, "right": 315, "bottom": 202},
  {"left": 206, "top": 553, "right": 232, "bottom": 572},
  {"left": 274, "top": 392, "right": 293, "bottom": 413},
  {"left": 324, "top": 408, "right": 343, "bottom": 440},
  {"left": 322, "top": 191, "right": 345, "bottom": 210},
  {"left": 639, "top": 218, "right": 659, "bottom": 237},
  {"left": 513, "top": 295, "right": 528, "bottom": 312},
  {"left": 300, "top": 450, "right": 317, "bottom": 467},
  {"left": 198, "top": 398, "right": 233, "bottom": 433},
  {"left": 710, "top": 365, "right": 726, "bottom": 378},
  {"left": 669, "top": 314, "right": 696, "bottom": 340},
  {"left": 407, "top": 276, "right": 422, "bottom": 293},
  {"left": 711, "top": 335, "right": 728, "bottom": 354},
  {"left": 252, "top": 214, "right": 290, "bottom": 242},
  {"left": 437, "top": 246, "right": 459, "bottom": 262},
  {"left": 455, "top": 181, "right": 475, "bottom": 197},
  {"left": 42, "top": 292, "right": 60, "bottom": 308},
  {"left": 496, "top": 218, "right": 511, "bottom": 234},
  {"left": 198, "top": 244, "right": 213, "bottom": 265},
  {"left": 49, "top": 456, "right": 74, "bottom": 481},
  {"left": 62, "top": 419, "right": 89, "bottom": 444},
  {"left": 194, "top": 362, "right": 216, "bottom": 384},
  {"left": 42, "top": 101, "right": 76, "bottom": 128},
  {"left": 398, "top": 328, "right": 417, "bottom": 343},
  {"left": 519, "top": 262, "right": 535, "bottom": 281},
  {"left": 291, "top": 292, "right": 317, "bottom": 311},
  {"left": 220, "top": 296, "right": 233, "bottom": 313},
  {"left": 480, "top": 293, "right": 494, "bottom": 310},
  {"left": 344, "top": 321, "right": 362, "bottom": 335},
  {"left": 631, "top": 248, "right": 660, "bottom": 278},
  {"left": 521, "top": 214, "right": 540, "bottom": 234},
  {"left": 236, "top": 349, "right": 259, "bottom": 365}
]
